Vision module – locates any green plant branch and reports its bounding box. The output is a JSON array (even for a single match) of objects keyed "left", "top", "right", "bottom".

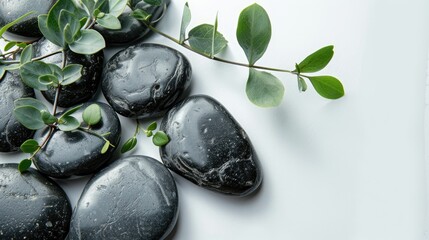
[
  {"left": 78, "top": 127, "right": 115, "bottom": 147},
  {"left": 0, "top": 49, "right": 63, "bottom": 64}
]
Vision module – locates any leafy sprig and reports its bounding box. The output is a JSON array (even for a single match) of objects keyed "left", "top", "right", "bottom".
[{"left": 121, "top": 120, "right": 169, "bottom": 154}]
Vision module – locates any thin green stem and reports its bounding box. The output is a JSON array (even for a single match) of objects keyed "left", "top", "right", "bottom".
[
  {"left": 78, "top": 127, "right": 115, "bottom": 147},
  {"left": 52, "top": 85, "right": 62, "bottom": 115},
  {"left": 30, "top": 126, "right": 54, "bottom": 159},
  {"left": 0, "top": 49, "right": 63, "bottom": 64}
]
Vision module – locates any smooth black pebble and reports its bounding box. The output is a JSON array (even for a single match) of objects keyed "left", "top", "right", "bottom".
[
  {"left": 102, "top": 43, "right": 192, "bottom": 118},
  {"left": 0, "top": 163, "right": 72, "bottom": 239},
  {"left": 67, "top": 155, "right": 179, "bottom": 240},
  {"left": 0, "top": 71, "right": 35, "bottom": 152},
  {"left": 35, "top": 38, "right": 104, "bottom": 108},
  {"left": 33, "top": 102, "right": 121, "bottom": 178},
  {"left": 160, "top": 95, "right": 262, "bottom": 196},
  {"left": 0, "top": 0, "right": 56, "bottom": 37},
  {"left": 95, "top": 0, "right": 170, "bottom": 45}
]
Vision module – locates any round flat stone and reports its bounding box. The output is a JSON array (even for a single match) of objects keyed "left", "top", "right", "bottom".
[
  {"left": 35, "top": 38, "right": 104, "bottom": 108},
  {"left": 0, "top": 71, "right": 35, "bottom": 152},
  {"left": 67, "top": 155, "right": 179, "bottom": 240},
  {"left": 0, "top": 163, "right": 72, "bottom": 239},
  {"left": 102, "top": 43, "right": 192, "bottom": 118},
  {"left": 160, "top": 95, "right": 262, "bottom": 196},
  {"left": 0, "top": 0, "right": 56, "bottom": 37},
  {"left": 33, "top": 102, "right": 121, "bottom": 178}
]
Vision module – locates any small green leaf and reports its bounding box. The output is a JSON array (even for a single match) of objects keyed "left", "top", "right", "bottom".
[
  {"left": 4, "top": 64, "right": 20, "bottom": 71},
  {"left": 101, "top": 140, "right": 110, "bottom": 154},
  {"left": 19, "top": 45, "right": 33, "bottom": 65},
  {"left": 297, "top": 46, "right": 334, "bottom": 73},
  {"left": 236, "top": 3, "right": 271, "bottom": 66},
  {"left": 188, "top": 24, "right": 228, "bottom": 56},
  {"left": 38, "top": 14, "right": 63, "bottom": 47},
  {"left": 132, "top": 9, "right": 152, "bottom": 22},
  {"left": 307, "top": 75, "right": 344, "bottom": 99},
  {"left": 152, "top": 131, "right": 169, "bottom": 146},
  {"left": 146, "top": 130, "right": 153, "bottom": 137},
  {"left": 62, "top": 64, "right": 82, "bottom": 85},
  {"left": 16, "top": 43, "right": 28, "bottom": 48},
  {"left": 59, "top": 10, "right": 81, "bottom": 44},
  {"left": 69, "top": 29, "right": 106, "bottom": 55},
  {"left": 121, "top": 137, "right": 137, "bottom": 153},
  {"left": 179, "top": 2, "right": 191, "bottom": 43},
  {"left": 20, "top": 139, "right": 39, "bottom": 153},
  {"left": 18, "top": 159, "right": 32, "bottom": 173},
  {"left": 246, "top": 68, "right": 284, "bottom": 107},
  {"left": 144, "top": 0, "right": 162, "bottom": 6},
  {"left": 14, "top": 106, "right": 45, "bottom": 130},
  {"left": 20, "top": 61, "right": 52, "bottom": 91},
  {"left": 41, "top": 110, "right": 57, "bottom": 125},
  {"left": 60, "top": 104, "right": 83, "bottom": 118},
  {"left": 298, "top": 76, "right": 307, "bottom": 92},
  {"left": 96, "top": 13, "right": 121, "bottom": 30},
  {"left": 147, "top": 122, "right": 157, "bottom": 131},
  {"left": 38, "top": 74, "right": 59, "bottom": 86},
  {"left": 82, "top": 104, "right": 102, "bottom": 126},
  {"left": 14, "top": 98, "right": 49, "bottom": 112},
  {"left": 108, "top": 0, "right": 127, "bottom": 17},
  {"left": 0, "top": 11, "right": 36, "bottom": 37},
  {"left": 58, "top": 116, "right": 80, "bottom": 131},
  {"left": 4, "top": 42, "right": 16, "bottom": 51}
]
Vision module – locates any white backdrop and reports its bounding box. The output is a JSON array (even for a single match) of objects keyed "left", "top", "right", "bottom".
[{"left": 1, "top": 0, "right": 429, "bottom": 239}]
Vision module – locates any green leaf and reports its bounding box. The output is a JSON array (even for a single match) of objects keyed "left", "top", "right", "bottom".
[
  {"left": 297, "top": 46, "right": 334, "bottom": 73},
  {"left": 41, "top": 110, "right": 57, "bottom": 125},
  {"left": 121, "top": 137, "right": 137, "bottom": 153},
  {"left": 14, "top": 98, "right": 49, "bottom": 112},
  {"left": 108, "top": 0, "right": 127, "bottom": 17},
  {"left": 246, "top": 68, "right": 284, "bottom": 107},
  {"left": 38, "top": 14, "right": 63, "bottom": 47},
  {"left": 132, "top": 9, "right": 152, "bottom": 22},
  {"left": 82, "top": 104, "right": 102, "bottom": 126},
  {"left": 96, "top": 13, "right": 121, "bottom": 30},
  {"left": 59, "top": 10, "right": 81, "bottom": 44},
  {"left": 14, "top": 106, "right": 45, "bottom": 130},
  {"left": 60, "top": 104, "right": 83, "bottom": 118},
  {"left": 20, "top": 139, "right": 39, "bottom": 153},
  {"left": 0, "top": 66, "right": 5, "bottom": 81},
  {"left": 4, "top": 64, "right": 20, "bottom": 71},
  {"left": 0, "top": 11, "right": 36, "bottom": 37},
  {"left": 62, "top": 64, "right": 82, "bottom": 85},
  {"left": 236, "top": 3, "right": 271, "bottom": 66},
  {"left": 307, "top": 75, "right": 344, "bottom": 99},
  {"left": 38, "top": 74, "right": 59, "bottom": 86},
  {"left": 20, "top": 44, "right": 33, "bottom": 65},
  {"left": 179, "top": 2, "right": 191, "bottom": 43},
  {"left": 188, "top": 24, "right": 228, "bottom": 56},
  {"left": 20, "top": 61, "right": 52, "bottom": 91},
  {"left": 4, "top": 42, "right": 16, "bottom": 51},
  {"left": 147, "top": 122, "right": 157, "bottom": 131},
  {"left": 298, "top": 76, "right": 307, "bottom": 92},
  {"left": 144, "top": 0, "right": 162, "bottom": 6},
  {"left": 212, "top": 13, "right": 219, "bottom": 57},
  {"left": 18, "top": 159, "right": 32, "bottom": 173},
  {"left": 152, "top": 131, "right": 169, "bottom": 146},
  {"left": 101, "top": 140, "right": 110, "bottom": 154},
  {"left": 146, "top": 130, "right": 153, "bottom": 137},
  {"left": 58, "top": 116, "right": 80, "bottom": 131},
  {"left": 69, "top": 29, "right": 106, "bottom": 55}
]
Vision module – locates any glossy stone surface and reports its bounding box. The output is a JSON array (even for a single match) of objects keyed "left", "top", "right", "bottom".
[
  {"left": 94, "top": 0, "right": 170, "bottom": 45},
  {"left": 102, "top": 43, "right": 192, "bottom": 118},
  {"left": 0, "top": 71, "right": 35, "bottom": 152},
  {"left": 0, "top": 163, "right": 72, "bottom": 239},
  {"left": 160, "top": 95, "right": 262, "bottom": 196},
  {"left": 35, "top": 38, "right": 104, "bottom": 108},
  {"left": 33, "top": 102, "right": 121, "bottom": 178},
  {"left": 67, "top": 155, "right": 179, "bottom": 240},
  {"left": 0, "top": 0, "right": 56, "bottom": 37}
]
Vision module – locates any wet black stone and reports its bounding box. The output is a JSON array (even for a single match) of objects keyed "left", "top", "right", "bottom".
[
  {"left": 94, "top": 0, "right": 170, "bottom": 45},
  {"left": 0, "top": 0, "right": 56, "bottom": 37},
  {"left": 0, "top": 163, "right": 72, "bottom": 239},
  {"left": 160, "top": 95, "right": 262, "bottom": 196},
  {"left": 102, "top": 43, "right": 192, "bottom": 119},
  {"left": 33, "top": 102, "right": 121, "bottom": 178},
  {"left": 0, "top": 71, "right": 35, "bottom": 152},
  {"left": 67, "top": 155, "right": 179, "bottom": 240},
  {"left": 35, "top": 38, "right": 104, "bottom": 108}
]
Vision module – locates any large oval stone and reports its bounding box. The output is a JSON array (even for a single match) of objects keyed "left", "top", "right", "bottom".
[
  {"left": 0, "top": 163, "right": 72, "bottom": 239},
  {"left": 33, "top": 102, "right": 121, "bottom": 178},
  {"left": 67, "top": 155, "right": 179, "bottom": 240},
  {"left": 0, "top": 0, "right": 56, "bottom": 37},
  {"left": 0, "top": 71, "right": 35, "bottom": 152},
  {"left": 35, "top": 38, "right": 104, "bottom": 108},
  {"left": 160, "top": 95, "right": 262, "bottom": 196},
  {"left": 102, "top": 43, "right": 192, "bottom": 118}
]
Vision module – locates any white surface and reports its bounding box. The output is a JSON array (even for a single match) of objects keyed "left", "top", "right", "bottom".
[{"left": 1, "top": 0, "right": 429, "bottom": 239}]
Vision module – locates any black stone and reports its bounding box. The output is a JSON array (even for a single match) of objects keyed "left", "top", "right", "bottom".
[
  {"left": 0, "top": 0, "right": 56, "bottom": 38},
  {"left": 94, "top": 0, "right": 170, "bottom": 45},
  {"left": 102, "top": 43, "right": 192, "bottom": 119},
  {"left": 67, "top": 155, "right": 179, "bottom": 240},
  {"left": 0, "top": 71, "right": 35, "bottom": 152},
  {"left": 33, "top": 102, "right": 121, "bottom": 178},
  {"left": 35, "top": 38, "right": 104, "bottom": 108},
  {"left": 160, "top": 95, "right": 262, "bottom": 196},
  {"left": 0, "top": 163, "right": 72, "bottom": 239}
]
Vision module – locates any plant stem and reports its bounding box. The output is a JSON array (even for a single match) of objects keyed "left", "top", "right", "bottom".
[
  {"left": 0, "top": 49, "right": 63, "bottom": 64},
  {"left": 52, "top": 85, "right": 62, "bottom": 115},
  {"left": 78, "top": 127, "right": 115, "bottom": 147},
  {"left": 30, "top": 126, "right": 54, "bottom": 159}
]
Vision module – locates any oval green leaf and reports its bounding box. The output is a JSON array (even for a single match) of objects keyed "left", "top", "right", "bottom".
[
  {"left": 41, "top": 110, "right": 57, "bottom": 125},
  {"left": 20, "top": 44, "right": 33, "bottom": 65},
  {"left": 297, "top": 46, "right": 334, "bottom": 73},
  {"left": 152, "top": 131, "right": 169, "bottom": 146},
  {"left": 147, "top": 121, "right": 157, "bottom": 131},
  {"left": 14, "top": 98, "right": 49, "bottom": 112},
  {"left": 62, "top": 64, "right": 83, "bottom": 86},
  {"left": 20, "top": 61, "right": 52, "bottom": 91},
  {"left": 82, "top": 104, "right": 102, "bottom": 126},
  {"left": 236, "top": 3, "right": 271, "bottom": 66},
  {"left": 4, "top": 42, "right": 17, "bottom": 52},
  {"left": 179, "top": 2, "right": 191, "bottom": 43},
  {"left": 96, "top": 13, "right": 121, "bottom": 30},
  {"left": 246, "top": 68, "right": 284, "bottom": 107},
  {"left": 18, "top": 159, "right": 32, "bottom": 173},
  {"left": 101, "top": 140, "right": 110, "bottom": 154},
  {"left": 58, "top": 116, "right": 80, "bottom": 131},
  {"left": 0, "top": 11, "right": 36, "bottom": 37},
  {"left": 108, "top": 0, "right": 127, "bottom": 17},
  {"left": 298, "top": 76, "right": 307, "bottom": 92},
  {"left": 188, "top": 24, "right": 228, "bottom": 56},
  {"left": 14, "top": 106, "right": 45, "bottom": 130},
  {"left": 69, "top": 29, "right": 106, "bottom": 55},
  {"left": 60, "top": 104, "right": 83, "bottom": 118},
  {"left": 20, "top": 139, "right": 39, "bottom": 153},
  {"left": 307, "top": 75, "right": 344, "bottom": 99},
  {"left": 121, "top": 137, "right": 138, "bottom": 153}
]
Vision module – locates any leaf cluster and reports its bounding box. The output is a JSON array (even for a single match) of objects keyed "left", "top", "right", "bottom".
[{"left": 121, "top": 121, "right": 169, "bottom": 154}]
